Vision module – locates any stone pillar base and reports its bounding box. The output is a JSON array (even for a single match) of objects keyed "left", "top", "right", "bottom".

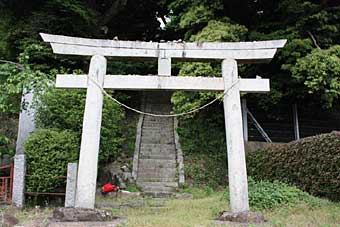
[
  {"left": 216, "top": 211, "right": 266, "bottom": 224},
  {"left": 12, "top": 154, "right": 26, "bottom": 208}
]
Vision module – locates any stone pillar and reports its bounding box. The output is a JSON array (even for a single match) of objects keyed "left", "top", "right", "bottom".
[
  {"left": 12, "top": 154, "right": 26, "bottom": 208},
  {"left": 241, "top": 99, "right": 248, "bottom": 142},
  {"left": 12, "top": 89, "right": 36, "bottom": 208},
  {"left": 293, "top": 104, "right": 300, "bottom": 140},
  {"left": 75, "top": 55, "right": 107, "bottom": 209},
  {"left": 65, "top": 163, "right": 78, "bottom": 208},
  {"left": 222, "top": 59, "right": 249, "bottom": 213},
  {"left": 158, "top": 56, "right": 171, "bottom": 76}
]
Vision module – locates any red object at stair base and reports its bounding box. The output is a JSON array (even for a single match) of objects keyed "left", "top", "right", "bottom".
[{"left": 102, "top": 183, "right": 119, "bottom": 193}]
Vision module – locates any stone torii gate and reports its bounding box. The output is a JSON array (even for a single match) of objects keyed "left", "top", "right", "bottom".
[{"left": 40, "top": 33, "right": 286, "bottom": 212}]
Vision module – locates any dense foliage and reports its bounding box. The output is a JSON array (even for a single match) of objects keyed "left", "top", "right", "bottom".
[
  {"left": 0, "top": 133, "right": 11, "bottom": 157},
  {"left": 177, "top": 105, "right": 228, "bottom": 188},
  {"left": 24, "top": 128, "right": 79, "bottom": 192},
  {"left": 222, "top": 178, "right": 318, "bottom": 210},
  {"left": 247, "top": 132, "right": 340, "bottom": 201},
  {"left": 34, "top": 87, "right": 125, "bottom": 163},
  {"left": 292, "top": 45, "right": 340, "bottom": 107}
]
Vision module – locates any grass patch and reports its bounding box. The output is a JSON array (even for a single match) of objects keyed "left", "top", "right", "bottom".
[
  {"left": 111, "top": 194, "right": 227, "bottom": 227},
  {"left": 109, "top": 192, "right": 340, "bottom": 227},
  {"left": 1, "top": 183, "right": 339, "bottom": 227},
  {"left": 179, "top": 185, "right": 215, "bottom": 199},
  {"left": 1, "top": 191, "right": 339, "bottom": 227}
]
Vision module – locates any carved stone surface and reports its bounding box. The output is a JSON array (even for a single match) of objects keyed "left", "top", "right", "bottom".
[
  {"left": 52, "top": 208, "right": 114, "bottom": 222},
  {"left": 12, "top": 154, "right": 26, "bottom": 208},
  {"left": 217, "top": 211, "right": 266, "bottom": 224},
  {"left": 175, "top": 193, "right": 193, "bottom": 199},
  {"left": 65, "top": 163, "right": 78, "bottom": 208},
  {"left": 49, "top": 219, "right": 126, "bottom": 227}
]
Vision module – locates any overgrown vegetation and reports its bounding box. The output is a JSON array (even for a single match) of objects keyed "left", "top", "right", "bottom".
[
  {"left": 222, "top": 178, "right": 318, "bottom": 210},
  {"left": 176, "top": 106, "right": 227, "bottom": 188},
  {"left": 247, "top": 132, "right": 340, "bottom": 201},
  {"left": 181, "top": 176, "right": 319, "bottom": 211}
]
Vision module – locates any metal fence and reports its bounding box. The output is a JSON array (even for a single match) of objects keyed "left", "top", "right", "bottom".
[{"left": 0, "top": 163, "right": 13, "bottom": 204}]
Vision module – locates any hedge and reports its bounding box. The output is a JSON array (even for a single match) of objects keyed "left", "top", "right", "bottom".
[
  {"left": 247, "top": 132, "right": 340, "bottom": 201},
  {"left": 34, "top": 88, "right": 125, "bottom": 163},
  {"left": 24, "top": 128, "right": 79, "bottom": 193}
]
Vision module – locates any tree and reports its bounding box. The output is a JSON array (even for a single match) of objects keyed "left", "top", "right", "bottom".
[{"left": 292, "top": 45, "right": 340, "bottom": 108}]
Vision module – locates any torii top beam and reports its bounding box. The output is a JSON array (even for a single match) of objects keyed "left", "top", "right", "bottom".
[{"left": 40, "top": 33, "right": 286, "bottom": 63}]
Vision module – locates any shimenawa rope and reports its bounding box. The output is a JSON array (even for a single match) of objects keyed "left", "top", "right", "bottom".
[{"left": 86, "top": 74, "right": 239, "bottom": 118}]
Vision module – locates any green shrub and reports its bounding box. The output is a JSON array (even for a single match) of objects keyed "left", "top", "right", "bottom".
[
  {"left": 184, "top": 153, "right": 227, "bottom": 189},
  {"left": 0, "top": 134, "right": 11, "bottom": 157},
  {"left": 222, "top": 178, "right": 314, "bottom": 210},
  {"left": 34, "top": 88, "right": 125, "bottom": 163},
  {"left": 24, "top": 128, "right": 79, "bottom": 193},
  {"left": 247, "top": 132, "right": 340, "bottom": 201}
]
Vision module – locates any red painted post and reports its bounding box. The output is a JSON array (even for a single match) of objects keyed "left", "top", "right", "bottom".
[
  {"left": 9, "top": 163, "right": 14, "bottom": 202},
  {"left": 4, "top": 177, "right": 8, "bottom": 201},
  {"left": 0, "top": 163, "right": 14, "bottom": 203}
]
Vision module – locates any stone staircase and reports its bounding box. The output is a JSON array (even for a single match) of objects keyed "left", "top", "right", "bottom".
[{"left": 135, "top": 91, "right": 179, "bottom": 193}]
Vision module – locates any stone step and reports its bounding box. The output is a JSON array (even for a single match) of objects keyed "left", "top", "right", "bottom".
[
  {"left": 142, "top": 188, "right": 176, "bottom": 194},
  {"left": 141, "top": 133, "right": 174, "bottom": 138},
  {"left": 139, "top": 151, "right": 176, "bottom": 157},
  {"left": 139, "top": 148, "right": 176, "bottom": 154},
  {"left": 138, "top": 164, "right": 176, "bottom": 170},
  {"left": 139, "top": 154, "right": 176, "bottom": 160},
  {"left": 142, "top": 125, "right": 173, "bottom": 130},
  {"left": 141, "top": 135, "right": 174, "bottom": 140},
  {"left": 137, "top": 181, "right": 178, "bottom": 188},
  {"left": 142, "top": 126, "right": 172, "bottom": 131},
  {"left": 141, "top": 128, "right": 174, "bottom": 134},
  {"left": 140, "top": 150, "right": 175, "bottom": 156},
  {"left": 138, "top": 167, "right": 177, "bottom": 176},
  {"left": 142, "top": 123, "right": 173, "bottom": 127},
  {"left": 141, "top": 132, "right": 174, "bottom": 138},
  {"left": 143, "top": 116, "right": 172, "bottom": 120},
  {"left": 136, "top": 177, "right": 177, "bottom": 182},
  {"left": 138, "top": 166, "right": 176, "bottom": 172},
  {"left": 143, "top": 117, "right": 173, "bottom": 123},
  {"left": 142, "top": 124, "right": 173, "bottom": 129},
  {"left": 141, "top": 137, "right": 173, "bottom": 144},
  {"left": 140, "top": 144, "right": 176, "bottom": 152},
  {"left": 143, "top": 118, "right": 172, "bottom": 122},
  {"left": 137, "top": 171, "right": 176, "bottom": 179},
  {"left": 140, "top": 143, "right": 176, "bottom": 147},
  {"left": 136, "top": 92, "right": 179, "bottom": 194},
  {"left": 138, "top": 159, "right": 177, "bottom": 168}
]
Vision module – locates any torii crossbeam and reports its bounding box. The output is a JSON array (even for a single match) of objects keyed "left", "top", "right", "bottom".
[{"left": 40, "top": 33, "right": 286, "bottom": 212}]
